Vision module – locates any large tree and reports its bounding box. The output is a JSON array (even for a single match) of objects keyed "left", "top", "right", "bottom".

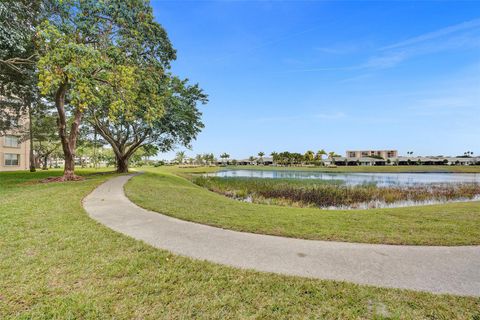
[
  {"left": 0, "top": 0, "right": 45, "bottom": 171},
  {"left": 0, "top": 0, "right": 42, "bottom": 113},
  {"left": 88, "top": 75, "right": 207, "bottom": 173},
  {"left": 36, "top": 0, "right": 175, "bottom": 180}
]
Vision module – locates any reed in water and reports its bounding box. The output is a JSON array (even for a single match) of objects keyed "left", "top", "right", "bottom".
[{"left": 192, "top": 176, "right": 480, "bottom": 209}]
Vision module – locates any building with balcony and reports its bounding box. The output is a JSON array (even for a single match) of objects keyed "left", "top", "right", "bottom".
[
  {"left": 0, "top": 134, "right": 30, "bottom": 171},
  {"left": 346, "top": 150, "right": 398, "bottom": 159},
  {"left": 0, "top": 109, "right": 30, "bottom": 172}
]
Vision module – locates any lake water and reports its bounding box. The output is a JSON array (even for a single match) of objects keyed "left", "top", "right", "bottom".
[{"left": 209, "top": 169, "right": 480, "bottom": 187}]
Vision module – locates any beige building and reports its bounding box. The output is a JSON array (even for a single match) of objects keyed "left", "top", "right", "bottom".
[
  {"left": 346, "top": 150, "right": 398, "bottom": 159},
  {"left": 0, "top": 119, "right": 30, "bottom": 171}
]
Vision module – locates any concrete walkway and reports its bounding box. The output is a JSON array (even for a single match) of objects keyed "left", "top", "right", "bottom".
[{"left": 83, "top": 175, "right": 480, "bottom": 297}]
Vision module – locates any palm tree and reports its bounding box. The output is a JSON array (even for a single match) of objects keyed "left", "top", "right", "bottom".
[
  {"left": 270, "top": 151, "right": 278, "bottom": 165},
  {"left": 258, "top": 152, "right": 265, "bottom": 165},
  {"left": 248, "top": 156, "right": 256, "bottom": 165},
  {"left": 202, "top": 153, "right": 210, "bottom": 165},
  {"left": 175, "top": 151, "right": 186, "bottom": 164},
  {"left": 328, "top": 151, "right": 337, "bottom": 165},
  {"left": 315, "top": 149, "right": 327, "bottom": 161},
  {"left": 195, "top": 154, "right": 203, "bottom": 165},
  {"left": 220, "top": 152, "right": 230, "bottom": 165},
  {"left": 203, "top": 153, "right": 216, "bottom": 165},
  {"left": 304, "top": 150, "right": 314, "bottom": 164}
]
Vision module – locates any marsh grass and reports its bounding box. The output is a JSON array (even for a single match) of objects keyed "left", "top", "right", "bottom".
[{"left": 192, "top": 176, "right": 480, "bottom": 209}]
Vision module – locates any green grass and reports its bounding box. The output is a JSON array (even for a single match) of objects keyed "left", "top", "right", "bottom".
[
  {"left": 1, "top": 169, "right": 480, "bottom": 318},
  {"left": 227, "top": 165, "right": 480, "bottom": 173},
  {"left": 125, "top": 167, "right": 480, "bottom": 245}
]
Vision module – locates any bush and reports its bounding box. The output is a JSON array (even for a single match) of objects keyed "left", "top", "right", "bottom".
[{"left": 154, "top": 161, "right": 165, "bottom": 167}]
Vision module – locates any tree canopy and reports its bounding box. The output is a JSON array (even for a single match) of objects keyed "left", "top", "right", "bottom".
[
  {"left": 35, "top": 0, "right": 194, "bottom": 178},
  {"left": 0, "top": 0, "right": 43, "bottom": 133},
  {"left": 87, "top": 72, "right": 207, "bottom": 172},
  {"left": 2, "top": 0, "right": 207, "bottom": 176}
]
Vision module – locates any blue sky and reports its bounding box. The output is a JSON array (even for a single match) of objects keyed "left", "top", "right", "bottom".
[{"left": 151, "top": 1, "right": 480, "bottom": 160}]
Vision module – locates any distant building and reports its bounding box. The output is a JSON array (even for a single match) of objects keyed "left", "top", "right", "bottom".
[
  {"left": 323, "top": 155, "right": 480, "bottom": 167},
  {"left": 0, "top": 131, "right": 30, "bottom": 171},
  {"left": 228, "top": 150, "right": 479, "bottom": 167},
  {"left": 226, "top": 157, "right": 274, "bottom": 166},
  {"left": 324, "top": 157, "right": 386, "bottom": 166},
  {"left": 346, "top": 150, "right": 398, "bottom": 159},
  {"left": 0, "top": 102, "right": 30, "bottom": 171}
]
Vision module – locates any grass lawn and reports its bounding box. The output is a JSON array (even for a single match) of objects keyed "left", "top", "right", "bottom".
[
  {"left": 125, "top": 167, "right": 480, "bottom": 245},
  {"left": 227, "top": 165, "right": 480, "bottom": 173},
  {"left": 1, "top": 169, "right": 480, "bottom": 318}
]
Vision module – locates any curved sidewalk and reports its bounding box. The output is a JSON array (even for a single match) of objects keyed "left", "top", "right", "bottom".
[{"left": 83, "top": 175, "right": 480, "bottom": 297}]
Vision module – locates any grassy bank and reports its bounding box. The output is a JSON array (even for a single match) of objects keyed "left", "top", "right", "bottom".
[
  {"left": 192, "top": 176, "right": 480, "bottom": 209},
  {"left": 227, "top": 165, "right": 480, "bottom": 173},
  {"left": 2, "top": 170, "right": 480, "bottom": 318},
  {"left": 125, "top": 167, "right": 480, "bottom": 245}
]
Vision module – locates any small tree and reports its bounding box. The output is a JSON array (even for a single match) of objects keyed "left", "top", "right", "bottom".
[
  {"left": 203, "top": 153, "right": 215, "bottom": 165},
  {"left": 195, "top": 154, "right": 203, "bottom": 165},
  {"left": 270, "top": 152, "right": 278, "bottom": 165},
  {"left": 304, "top": 150, "right": 314, "bottom": 164},
  {"left": 175, "top": 151, "right": 186, "bottom": 164},
  {"left": 220, "top": 153, "right": 230, "bottom": 165},
  {"left": 315, "top": 149, "right": 327, "bottom": 161},
  {"left": 31, "top": 108, "right": 60, "bottom": 170},
  {"left": 258, "top": 152, "right": 265, "bottom": 165}
]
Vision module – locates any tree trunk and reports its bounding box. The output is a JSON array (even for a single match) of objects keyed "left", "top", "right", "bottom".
[
  {"left": 28, "top": 102, "right": 36, "bottom": 172},
  {"left": 89, "top": 121, "right": 149, "bottom": 174},
  {"left": 116, "top": 155, "right": 129, "bottom": 173},
  {"left": 42, "top": 154, "right": 48, "bottom": 170},
  {"left": 55, "top": 83, "right": 83, "bottom": 181},
  {"left": 63, "top": 151, "right": 76, "bottom": 179}
]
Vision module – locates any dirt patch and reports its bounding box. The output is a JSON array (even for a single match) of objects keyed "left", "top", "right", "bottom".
[{"left": 40, "top": 175, "right": 85, "bottom": 183}]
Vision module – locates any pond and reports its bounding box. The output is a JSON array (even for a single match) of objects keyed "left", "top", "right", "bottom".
[{"left": 208, "top": 169, "right": 480, "bottom": 187}]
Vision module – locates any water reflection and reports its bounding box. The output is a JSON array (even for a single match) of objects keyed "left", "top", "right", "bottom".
[{"left": 208, "top": 170, "right": 480, "bottom": 187}]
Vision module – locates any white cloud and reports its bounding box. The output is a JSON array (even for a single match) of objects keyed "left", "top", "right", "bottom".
[
  {"left": 286, "top": 18, "right": 480, "bottom": 73},
  {"left": 316, "top": 43, "right": 362, "bottom": 55},
  {"left": 362, "top": 18, "right": 480, "bottom": 70},
  {"left": 381, "top": 18, "right": 480, "bottom": 50},
  {"left": 362, "top": 51, "right": 408, "bottom": 69}
]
